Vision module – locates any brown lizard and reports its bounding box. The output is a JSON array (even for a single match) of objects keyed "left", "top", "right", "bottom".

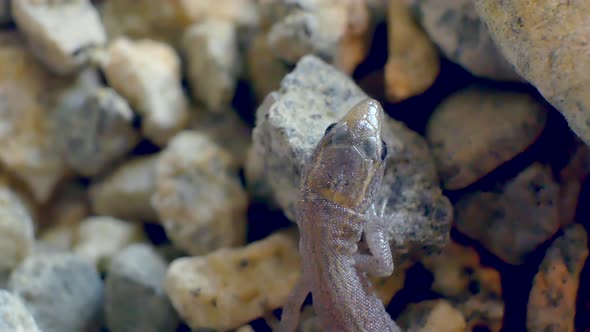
[{"left": 277, "top": 98, "right": 401, "bottom": 332}]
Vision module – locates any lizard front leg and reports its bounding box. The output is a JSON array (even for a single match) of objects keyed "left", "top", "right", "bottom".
[
  {"left": 276, "top": 277, "right": 310, "bottom": 332},
  {"left": 353, "top": 213, "right": 394, "bottom": 277}
]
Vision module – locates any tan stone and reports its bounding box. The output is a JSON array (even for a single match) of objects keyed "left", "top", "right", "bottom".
[{"left": 398, "top": 299, "right": 467, "bottom": 332}]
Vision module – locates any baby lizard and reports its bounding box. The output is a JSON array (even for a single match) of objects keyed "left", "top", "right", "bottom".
[{"left": 277, "top": 98, "right": 401, "bottom": 332}]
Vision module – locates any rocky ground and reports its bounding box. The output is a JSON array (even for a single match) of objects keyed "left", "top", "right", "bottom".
[{"left": 0, "top": 0, "right": 589, "bottom": 331}]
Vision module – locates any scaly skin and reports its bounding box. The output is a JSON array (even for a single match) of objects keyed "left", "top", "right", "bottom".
[{"left": 277, "top": 98, "right": 401, "bottom": 332}]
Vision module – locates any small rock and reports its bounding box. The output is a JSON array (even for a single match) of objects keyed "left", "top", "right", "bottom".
[
  {"left": 409, "top": 0, "right": 522, "bottom": 81},
  {"left": 527, "top": 224, "right": 588, "bottom": 332},
  {"left": 246, "top": 31, "right": 290, "bottom": 104},
  {"left": 182, "top": 19, "right": 241, "bottom": 112},
  {"left": 421, "top": 242, "right": 504, "bottom": 332},
  {"left": 101, "top": 37, "right": 189, "bottom": 146},
  {"left": 397, "top": 299, "right": 467, "bottom": 332},
  {"left": 236, "top": 325, "right": 255, "bottom": 332},
  {"left": 89, "top": 155, "right": 159, "bottom": 222},
  {"left": 55, "top": 82, "right": 140, "bottom": 177},
  {"left": 0, "top": 289, "right": 42, "bottom": 332},
  {"left": 165, "top": 230, "right": 301, "bottom": 331},
  {"left": 556, "top": 139, "right": 590, "bottom": 226},
  {"left": 105, "top": 243, "right": 178, "bottom": 332},
  {"left": 251, "top": 54, "right": 451, "bottom": 254},
  {"left": 474, "top": 0, "right": 590, "bottom": 147},
  {"left": 454, "top": 163, "right": 560, "bottom": 265},
  {"left": 189, "top": 108, "right": 252, "bottom": 169},
  {"left": 0, "top": 180, "right": 35, "bottom": 276},
  {"left": 152, "top": 131, "right": 248, "bottom": 256},
  {"left": 426, "top": 85, "right": 548, "bottom": 190},
  {"left": 72, "top": 216, "right": 145, "bottom": 272},
  {"left": 265, "top": 0, "right": 373, "bottom": 73},
  {"left": 0, "top": 32, "right": 70, "bottom": 202},
  {"left": 12, "top": 0, "right": 107, "bottom": 75},
  {"left": 385, "top": 0, "right": 440, "bottom": 102},
  {"left": 8, "top": 252, "right": 103, "bottom": 332}
]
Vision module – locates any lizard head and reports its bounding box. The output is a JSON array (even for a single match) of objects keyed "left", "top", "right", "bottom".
[{"left": 302, "top": 98, "right": 387, "bottom": 212}]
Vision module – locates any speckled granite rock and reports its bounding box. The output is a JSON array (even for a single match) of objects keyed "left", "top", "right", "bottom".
[
  {"left": 397, "top": 299, "right": 466, "bottom": 332},
  {"left": 105, "top": 243, "right": 178, "bottom": 332},
  {"left": 89, "top": 155, "right": 159, "bottom": 222},
  {"left": 426, "top": 85, "right": 548, "bottom": 190},
  {"left": 152, "top": 131, "right": 248, "bottom": 256},
  {"left": 0, "top": 290, "right": 42, "bottom": 332},
  {"left": 8, "top": 252, "right": 103, "bottom": 332},
  {"left": 527, "top": 224, "right": 588, "bottom": 332},
  {"left": 474, "top": 0, "right": 590, "bottom": 147},
  {"left": 385, "top": 0, "right": 440, "bottom": 102},
  {"left": 12, "top": 0, "right": 107, "bottom": 75},
  {"left": 422, "top": 242, "right": 504, "bottom": 331},
  {"left": 250, "top": 54, "right": 452, "bottom": 254},
  {"left": 165, "top": 230, "right": 300, "bottom": 331},
  {"left": 455, "top": 163, "right": 560, "bottom": 265},
  {"left": 100, "top": 37, "right": 189, "bottom": 146},
  {"left": 409, "top": 0, "right": 522, "bottom": 81}
]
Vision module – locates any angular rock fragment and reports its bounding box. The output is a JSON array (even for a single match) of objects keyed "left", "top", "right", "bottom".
[
  {"left": 251, "top": 54, "right": 451, "bottom": 254},
  {"left": 55, "top": 81, "right": 140, "bottom": 177},
  {"left": 165, "top": 230, "right": 300, "bottom": 331},
  {"left": 385, "top": 0, "right": 440, "bottom": 102},
  {"left": 474, "top": 0, "right": 590, "bottom": 147},
  {"left": 105, "top": 243, "right": 178, "bottom": 332},
  {"left": 454, "top": 163, "right": 560, "bottom": 265},
  {"left": 246, "top": 31, "right": 290, "bottom": 104},
  {"left": 397, "top": 299, "right": 467, "bottom": 332},
  {"left": 189, "top": 108, "right": 252, "bottom": 169},
  {"left": 8, "top": 252, "right": 103, "bottom": 332},
  {"left": 182, "top": 19, "right": 240, "bottom": 112},
  {"left": 409, "top": 0, "right": 522, "bottom": 81},
  {"left": 12, "top": 0, "right": 107, "bottom": 75},
  {"left": 422, "top": 242, "right": 504, "bottom": 332},
  {"left": 0, "top": 180, "right": 35, "bottom": 277},
  {"left": 101, "top": 37, "right": 189, "bottom": 146},
  {"left": 426, "top": 85, "right": 548, "bottom": 190},
  {"left": 264, "top": 0, "right": 374, "bottom": 74},
  {"left": 89, "top": 155, "right": 159, "bottom": 222},
  {"left": 72, "top": 216, "right": 145, "bottom": 272},
  {"left": 0, "top": 33, "right": 70, "bottom": 202},
  {"left": 0, "top": 290, "right": 42, "bottom": 332},
  {"left": 152, "top": 131, "right": 248, "bottom": 256},
  {"left": 527, "top": 224, "right": 588, "bottom": 332}
]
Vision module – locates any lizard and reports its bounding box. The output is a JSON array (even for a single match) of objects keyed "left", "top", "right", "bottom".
[{"left": 276, "top": 98, "right": 401, "bottom": 332}]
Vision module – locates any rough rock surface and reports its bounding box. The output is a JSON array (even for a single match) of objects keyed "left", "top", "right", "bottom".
[
  {"left": 409, "top": 0, "right": 522, "bottom": 81},
  {"left": 527, "top": 224, "right": 588, "bottom": 332},
  {"left": 72, "top": 216, "right": 145, "bottom": 272},
  {"left": 101, "top": 37, "right": 189, "bottom": 146},
  {"left": 474, "top": 0, "right": 590, "bottom": 147},
  {"left": 264, "top": 0, "right": 374, "bottom": 74},
  {"left": 7, "top": 252, "right": 104, "bottom": 332},
  {"left": 426, "top": 85, "right": 548, "bottom": 190},
  {"left": 455, "top": 163, "right": 561, "bottom": 265},
  {"left": 0, "top": 180, "right": 35, "bottom": 275},
  {"left": 165, "top": 230, "right": 300, "bottom": 331},
  {"left": 152, "top": 131, "right": 248, "bottom": 256},
  {"left": 12, "top": 0, "right": 107, "bottom": 75},
  {"left": 250, "top": 54, "right": 452, "bottom": 254},
  {"left": 397, "top": 299, "right": 467, "bottom": 332},
  {"left": 385, "top": 0, "right": 440, "bottom": 102},
  {"left": 0, "top": 290, "right": 42, "bottom": 332},
  {"left": 182, "top": 19, "right": 240, "bottom": 112},
  {"left": 422, "top": 242, "right": 504, "bottom": 331},
  {"left": 89, "top": 155, "right": 159, "bottom": 222},
  {"left": 105, "top": 243, "right": 178, "bottom": 332},
  {"left": 55, "top": 80, "right": 140, "bottom": 177},
  {"left": 0, "top": 32, "right": 70, "bottom": 203}
]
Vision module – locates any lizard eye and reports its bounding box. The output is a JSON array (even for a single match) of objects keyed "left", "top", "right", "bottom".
[
  {"left": 324, "top": 123, "right": 337, "bottom": 135},
  {"left": 381, "top": 140, "right": 388, "bottom": 161}
]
